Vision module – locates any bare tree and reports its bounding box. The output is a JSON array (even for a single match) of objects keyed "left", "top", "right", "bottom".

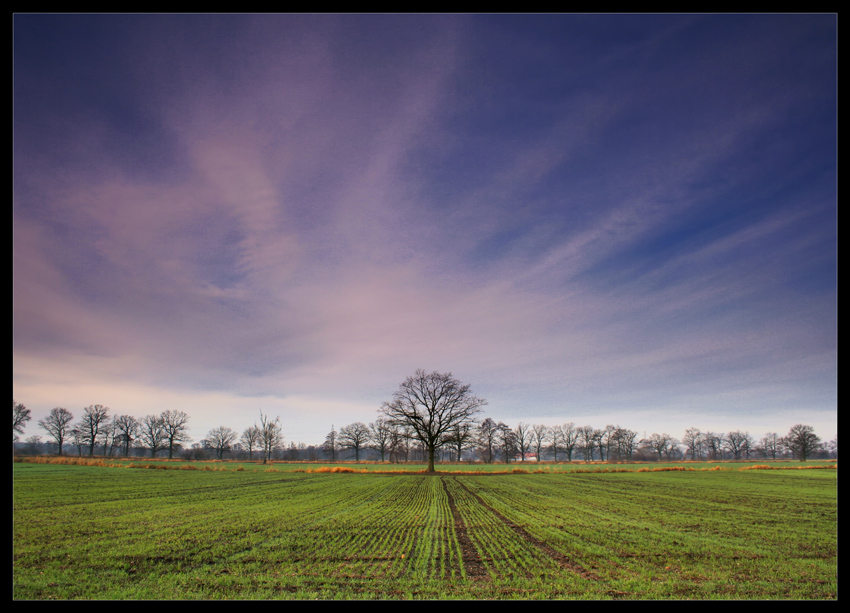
[
  {"left": 498, "top": 423, "right": 517, "bottom": 463},
  {"left": 477, "top": 418, "right": 500, "bottom": 464},
  {"left": 13, "top": 400, "right": 31, "bottom": 442},
  {"left": 160, "top": 410, "right": 191, "bottom": 459},
  {"left": 703, "top": 431, "right": 723, "bottom": 460},
  {"left": 578, "top": 425, "right": 596, "bottom": 461},
  {"left": 338, "top": 422, "right": 370, "bottom": 461},
  {"left": 78, "top": 405, "right": 110, "bottom": 456},
  {"left": 114, "top": 415, "right": 140, "bottom": 457},
  {"left": 39, "top": 407, "right": 74, "bottom": 455},
  {"left": 259, "top": 412, "right": 284, "bottom": 464},
  {"left": 826, "top": 436, "right": 837, "bottom": 459},
  {"left": 388, "top": 424, "right": 411, "bottom": 463},
  {"left": 514, "top": 422, "right": 532, "bottom": 462},
  {"left": 205, "top": 426, "right": 238, "bottom": 459},
  {"left": 611, "top": 427, "right": 638, "bottom": 460},
  {"left": 724, "top": 430, "right": 752, "bottom": 460},
  {"left": 642, "top": 432, "right": 674, "bottom": 461},
  {"left": 368, "top": 419, "right": 393, "bottom": 462},
  {"left": 323, "top": 425, "right": 337, "bottom": 461},
  {"left": 99, "top": 417, "right": 119, "bottom": 457},
  {"left": 530, "top": 424, "right": 548, "bottom": 461},
  {"left": 682, "top": 428, "right": 703, "bottom": 460},
  {"left": 380, "top": 370, "right": 486, "bottom": 473},
  {"left": 444, "top": 420, "right": 476, "bottom": 462},
  {"left": 561, "top": 423, "right": 580, "bottom": 461},
  {"left": 783, "top": 424, "right": 822, "bottom": 462},
  {"left": 759, "top": 432, "right": 781, "bottom": 459},
  {"left": 241, "top": 425, "right": 262, "bottom": 461},
  {"left": 139, "top": 414, "right": 168, "bottom": 457},
  {"left": 70, "top": 426, "right": 86, "bottom": 456}
]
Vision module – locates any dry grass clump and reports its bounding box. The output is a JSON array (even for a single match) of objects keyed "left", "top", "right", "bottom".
[{"left": 306, "top": 466, "right": 369, "bottom": 473}]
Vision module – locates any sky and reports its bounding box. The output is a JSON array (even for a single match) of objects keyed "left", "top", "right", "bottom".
[{"left": 13, "top": 14, "right": 837, "bottom": 448}]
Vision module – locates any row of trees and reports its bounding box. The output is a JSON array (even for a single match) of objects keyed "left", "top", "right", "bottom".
[
  {"left": 15, "top": 401, "right": 192, "bottom": 459},
  {"left": 14, "top": 377, "right": 836, "bottom": 466},
  {"left": 320, "top": 420, "right": 835, "bottom": 465}
]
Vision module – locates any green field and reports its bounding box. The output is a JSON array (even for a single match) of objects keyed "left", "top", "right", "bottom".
[{"left": 13, "top": 462, "right": 837, "bottom": 599}]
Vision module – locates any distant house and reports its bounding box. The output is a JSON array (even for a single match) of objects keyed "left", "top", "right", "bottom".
[{"left": 513, "top": 453, "right": 538, "bottom": 462}]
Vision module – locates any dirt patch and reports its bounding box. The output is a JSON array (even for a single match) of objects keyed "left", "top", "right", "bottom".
[{"left": 440, "top": 477, "right": 489, "bottom": 581}]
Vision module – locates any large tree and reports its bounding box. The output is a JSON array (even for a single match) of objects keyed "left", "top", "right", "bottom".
[
  {"left": 39, "top": 407, "right": 74, "bottom": 455},
  {"left": 380, "top": 370, "right": 486, "bottom": 473},
  {"left": 783, "top": 424, "right": 822, "bottom": 462}
]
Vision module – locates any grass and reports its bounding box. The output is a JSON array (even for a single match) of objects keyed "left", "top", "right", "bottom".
[{"left": 13, "top": 462, "right": 836, "bottom": 599}]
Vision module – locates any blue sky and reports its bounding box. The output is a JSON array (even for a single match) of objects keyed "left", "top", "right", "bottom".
[{"left": 13, "top": 14, "right": 836, "bottom": 446}]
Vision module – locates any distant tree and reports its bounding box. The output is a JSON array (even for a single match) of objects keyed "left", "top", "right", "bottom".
[
  {"left": 39, "top": 407, "right": 74, "bottom": 455},
  {"left": 612, "top": 427, "right": 638, "bottom": 460},
  {"left": 78, "top": 405, "right": 110, "bottom": 456},
  {"left": 513, "top": 422, "right": 532, "bottom": 462},
  {"left": 826, "top": 436, "right": 837, "bottom": 459},
  {"left": 599, "top": 425, "right": 619, "bottom": 461},
  {"left": 724, "top": 430, "right": 752, "bottom": 460},
  {"left": 530, "top": 424, "right": 548, "bottom": 461},
  {"left": 368, "top": 419, "right": 393, "bottom": 462},
  {"left": 759, "top": 432, "right": 781, "bottom": 460},
  {"left": 24, "top": 435, "right": 43, "bottom": 455},
  {"left": 547, "top": 424, "right": 562, "bottom": 461},
  {"left": 703, "top": 431, "right": 723, "bottom": 460},
  {"left": 241, "top": 425, "right": 262, "bottom": 461},
  {"left": 114, "top": 415, "right": 140, "bottom": 457},
  {"left": 259, "top": 412, "right": 284, "bottom": 464},
  {"left": 139, "top": 414, "right": 168, "bottom": 457},
  {"left": 477, "top": 418, "right": 500, "bottom": 464},
  {"left": 643, "top": 432, "right": 674, "bottom": 461},
  {"left": 444, "top": 420, "right": 476, "bottom": 462},
  {"left": 99, "top": 417, "right": 119, "bottom": 457},
  {"left": 498, "top": 423, "right": 517, "bottom": 463},
  {"left": 561, "top": 423, "right": 580, "bottom": 461},
  {"left": 323, "top": 425, "right": 338, "bottom": 461},
  {"left": 782, "top": 424, "right": 822, "bottom": 462},
  {"left": 578, "top": 425, "right": 596, "bottom": 461},
  {"left": 388, "top": 424, "right": 411, "bottom": 463},
  {"left": 70, "top": 426, "right": 86, "bottom": 456},
  {"left": 338, "top": 422, "right": 370, "bottom": 461},
  {"left": 682, "top": 428, "right": 703, "bottom": 460},
  {"left": 13, "top": 400, "right": 31, "bottom": 442},
  {"left": 206, "top": 426, "right": 238, "bottom": 459},
  {"left": 380, "top": 370, "right": 486, "bottom": 473},
  {"left": 160, "top": 410, "right": 191, "bottom": 459},
  {"left": 592, "top": 428, "right": 608, "bottom": 461}
]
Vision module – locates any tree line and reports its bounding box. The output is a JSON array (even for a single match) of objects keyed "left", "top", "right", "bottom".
[{"left": 13, "top": 376, "right": 836, "bottom": 466}]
